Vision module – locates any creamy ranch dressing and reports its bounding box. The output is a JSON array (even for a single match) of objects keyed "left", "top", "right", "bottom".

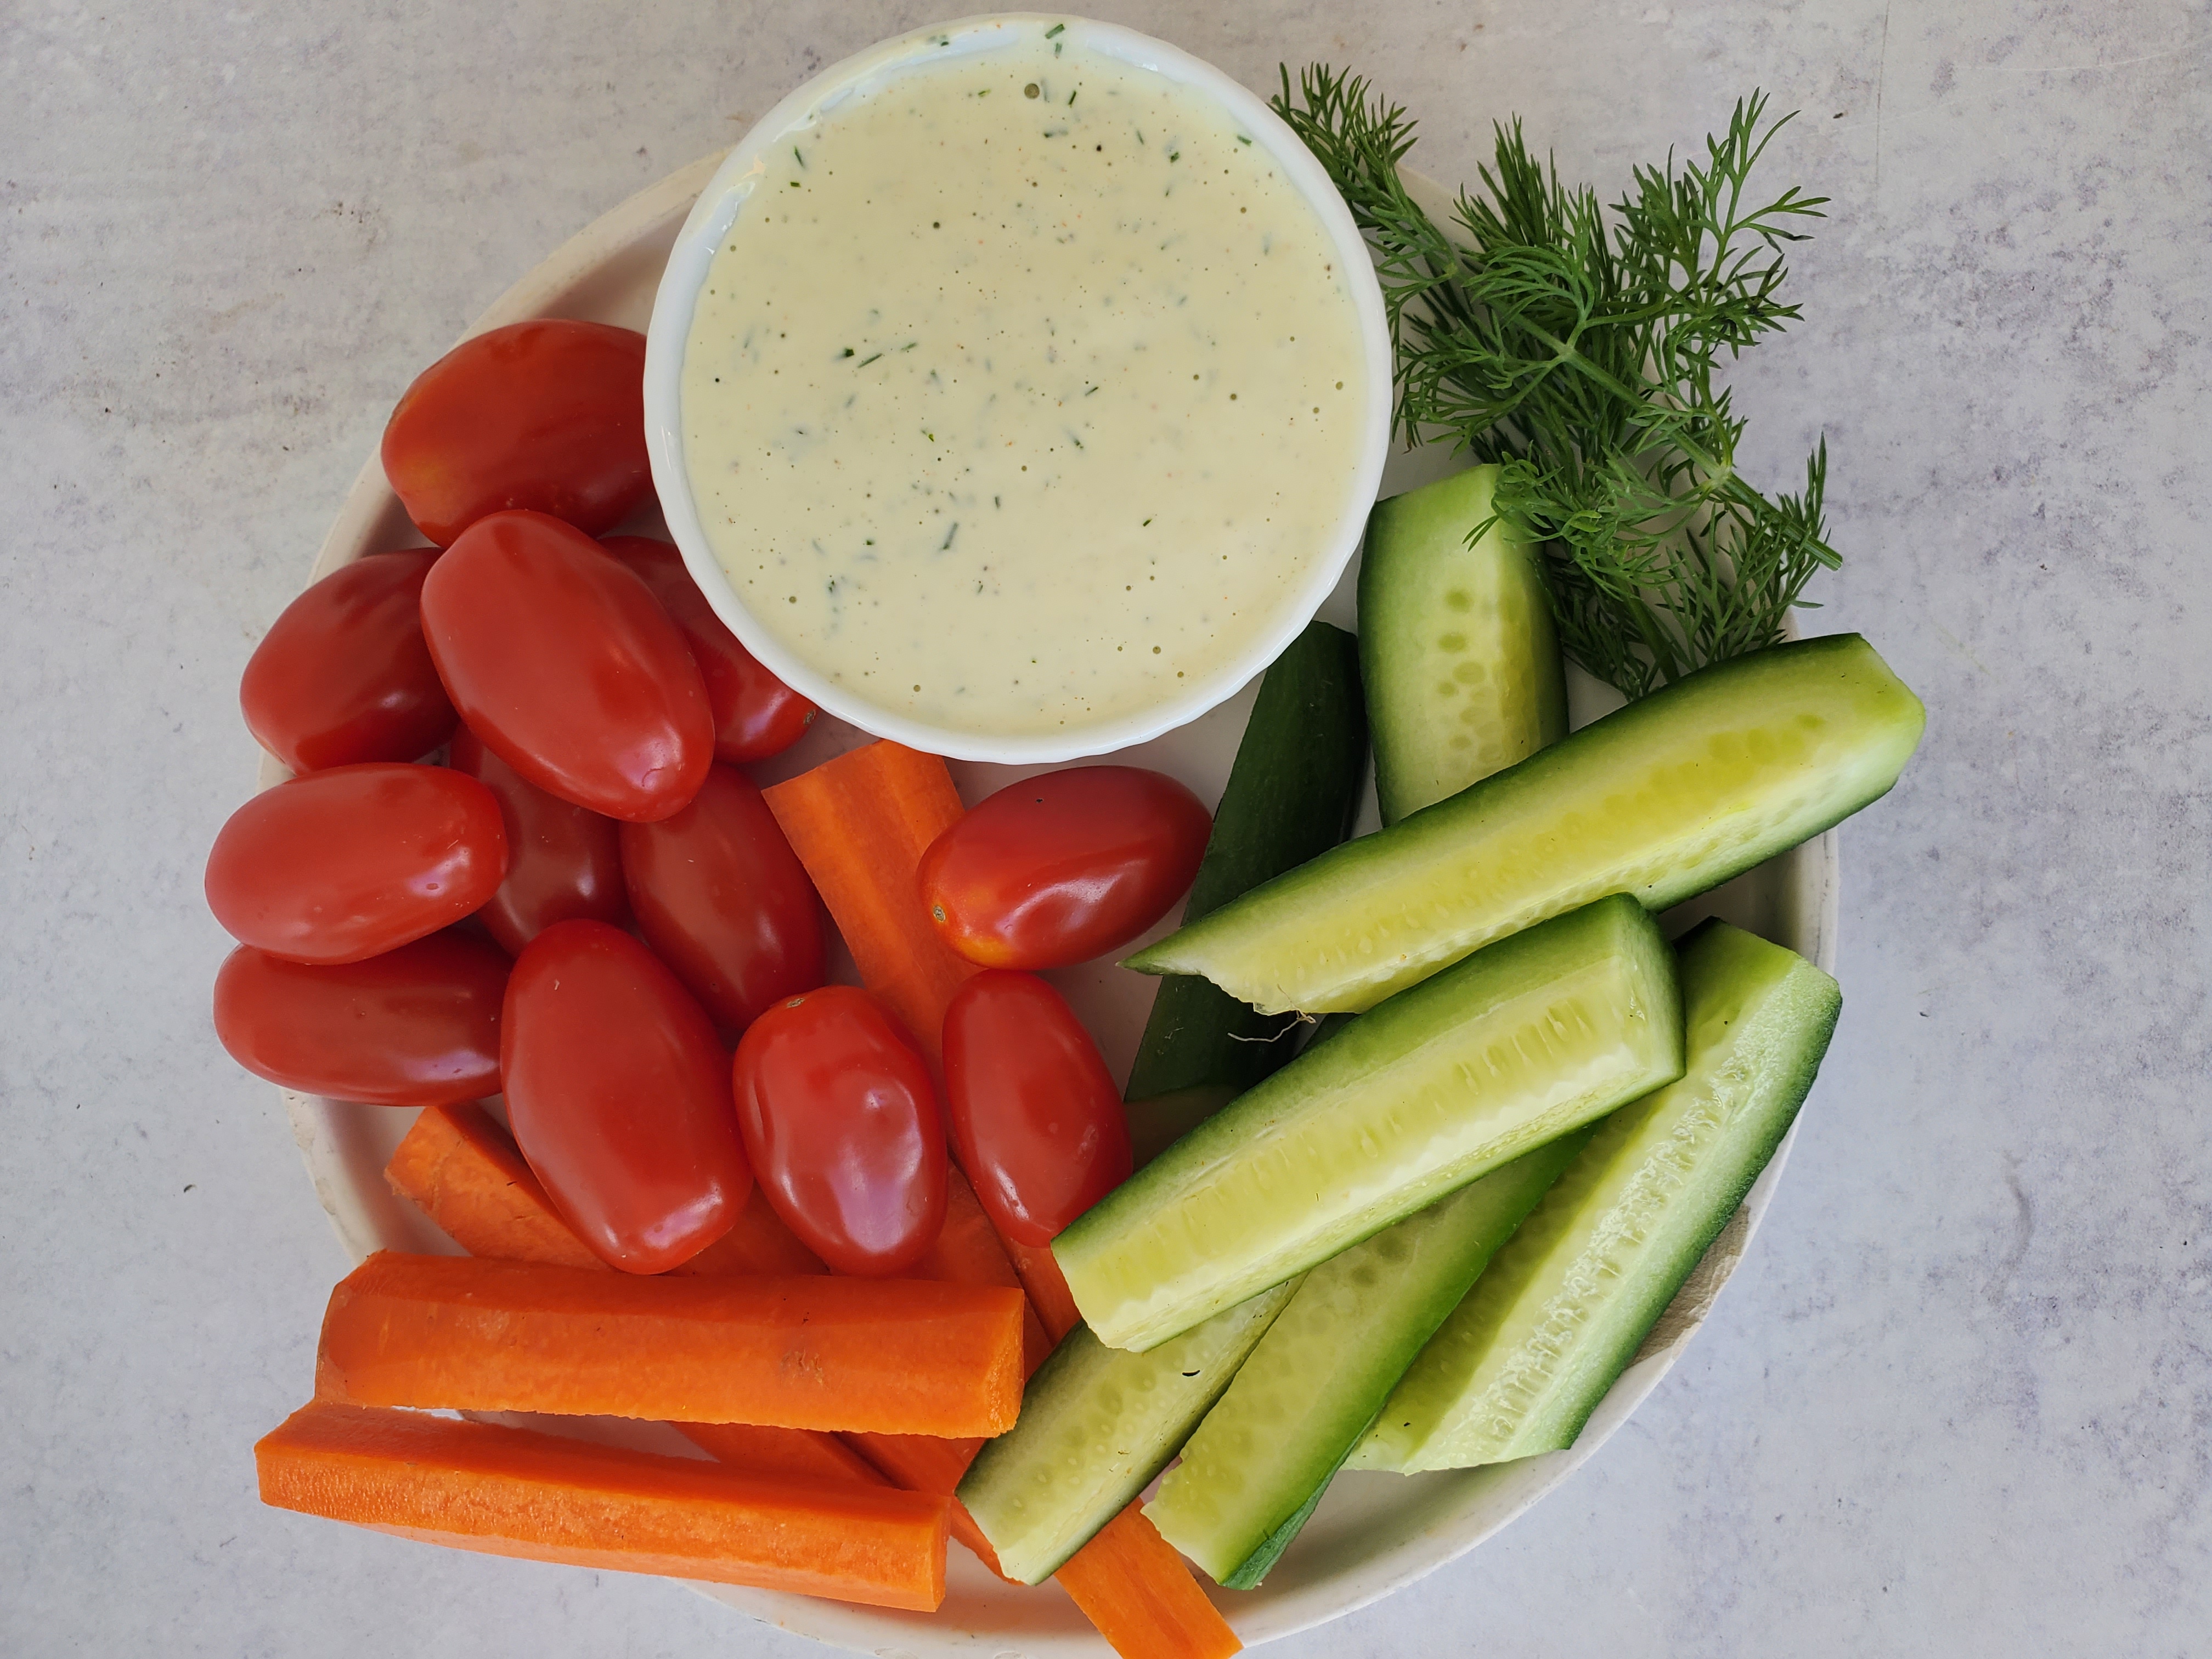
[{"left": 680, "top": 25, "right": 1368, "bottom": 738}]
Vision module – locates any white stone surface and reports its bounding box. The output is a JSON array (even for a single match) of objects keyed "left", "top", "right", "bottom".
[{"left": 2, "top": 1, "right": 2205, "bottom": 1655}]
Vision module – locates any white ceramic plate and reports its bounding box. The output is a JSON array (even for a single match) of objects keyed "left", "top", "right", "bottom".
[{"left": 268, "top": 150, "right": 1837, "bottom": 1657}]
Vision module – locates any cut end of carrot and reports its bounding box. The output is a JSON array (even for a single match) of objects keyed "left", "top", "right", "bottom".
[
  {"left": 257, "top": 1401, "right": 949, "bottom": 1611},
  {"left": 1056, "top": 1502, "right": 1242, "bottom": 1659}
]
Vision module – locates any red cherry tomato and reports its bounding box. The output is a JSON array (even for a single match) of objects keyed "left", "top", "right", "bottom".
[
  {"left": 239, "top": 548, "right": 455, "bottom": 773},
  {"left": 620, "top": 764, "right": 825, "bottom": 1034},
  {"left": 602, "top": 537, "right": 817, "bottom": 763},
  {"left": 381, "top": 319, "right": 651, "bottom": 546},
  {"left": 205, "top": 763, "right": 507, "bottom": 964},
  {"left": 212, "top": 932, "right": 507, "bottom": 1106},
  {"left": 942, "top": 972, "right": 1133, "bottom": 1246},
  {"left": 420, "top": 510, "right": 713, "bottom": 822},
  {"left": 732, "top": 986, "right": 948, "bottom": 1276},
  {"left": 447, "top": 725, "right": 626, "bottom": 955},
  {"left": 502, "top": 921, "right": 752, "bottom": 1273},
  {"left": 919, "top": 766, "right": 1212, "bottom": 969}
]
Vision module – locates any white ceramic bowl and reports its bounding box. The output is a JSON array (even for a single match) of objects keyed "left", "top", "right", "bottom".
[
  {"left": 642, "top": 13, "right": 1395, "bottom": 764},
  {"left": 274, "top": 148, "right": 1837, "bottom": 1658}
]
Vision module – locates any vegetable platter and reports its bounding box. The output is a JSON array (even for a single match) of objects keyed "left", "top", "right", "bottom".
[{"left": 255, "top": 148, "right": 1840, "bottom": 1656}]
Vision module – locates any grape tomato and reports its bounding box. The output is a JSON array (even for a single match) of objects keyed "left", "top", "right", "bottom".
[
  {"left": 448, "top": 725, "right": 626, "bottom": 956},
  {"left": 205, "top": 762, "right": 507, "bottom": 964},
  {"left": 941, "top": 971, "right": 1132, "bottom": 1246},
  {"left": 212, "top": 931, "right": 507, "bottom": 1107},
  {"left": 919, "top": 765, "right": 1212, "bottom": 969},
  {"left": 731, "top": 986, "right": 948, "bottom": 1277},
  {"left": 419, "top": 510, "right": 712, "bottom": 822},
  {"left": 501, "top": 920, "right": 752, "bottom": 1274},
  {"left": 381, "top": 319, "right": 651, "bottom": 546},
  {"left": 239, "top": 548, "right": 454, "bottom": 774},
  {"left": 620, "top": 763, "right": 825, "bottom": 1035}
]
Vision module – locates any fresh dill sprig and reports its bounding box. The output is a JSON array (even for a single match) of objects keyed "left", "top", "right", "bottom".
[{"left": 1273, "top": 66, "right": 1839, "bottom": 698}]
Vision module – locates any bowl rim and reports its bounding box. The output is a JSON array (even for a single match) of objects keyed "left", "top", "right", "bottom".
[{"left": 640, "top": 11, "right": 1396, "bottom": 765}]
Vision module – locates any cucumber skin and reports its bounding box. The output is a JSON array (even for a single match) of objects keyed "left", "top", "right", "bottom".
[
  {"left": 1126, "top": 633, "right": 1925, "bottom": 1014},
  {"left": 1058, "top": 894, "right": 1684, "bottom": 1353},
  {"left": 1361, "top": 466, "right": 1567, "bottom": 826},
  {"left": 1124, "top": 621, "right": 1365, "bottom": 1120},
  {"left": 955, "top": 1284, "right": 1297, "bottom": 1584},
  {"left": 1149, "top": 1132, "right": 1590, "bottom": 1587},
  {"left": 1362, "top": 920, "right": 1841, "bottom": 1474}
]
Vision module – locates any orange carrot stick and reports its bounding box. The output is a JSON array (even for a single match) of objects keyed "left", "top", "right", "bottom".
[
  {"left": 917, "top": 1166, "right": 1052, "bottom": 1374},
  {"left": 674, "top": 1421, "right": 887, "bottom": 1488},
  {"left": 315, "top": 1252, "right": 1024, "bottom": 1436},
  {"left": 386, "top": 1103, "right": 850, "bottom": 1482},
  {"left": 386, "top": 1102, "right": 824, "bottom": 1278},
  {"left": 1008, "top": 1237, "right": 1084, "bottom": 1342},
  {"left": 761, "top": 740, "right": 979, "bottom": 1070},
  {"left": 256, "top": 1401, "right": 949, "bottom": 1611},
  {"left": 384, "top": 1101, "right": 601, "bottom": 1271},
  {"left": 1056, "top": 1502, "right": 1243, "bottom": 1659},
  {"left": 677, "top": 1187, "right": 828, "bottom": 1278},
  {"left": 839, "top": 1430, "right": 1006, "bottom": 1577}
]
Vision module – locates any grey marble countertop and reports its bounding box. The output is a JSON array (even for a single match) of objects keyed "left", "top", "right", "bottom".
[{"left": 4, "top": 2, "right": 2206, "bottom": 1654}]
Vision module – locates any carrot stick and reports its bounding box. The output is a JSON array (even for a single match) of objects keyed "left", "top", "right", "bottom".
[
  {"left": 385, "top": 1103, "right": 850, "bottom": 1482},
  {"left": 677, "top": 1187, "right": 828, "bottom": 1278},
  {"left": 386, "top": 1102, "right": 825, "bottom": 1278},
  {"left": 1008, "top": 1238, "right": 1084, "bottom": 1342},
  {"left": 675, "top": 1421, "right": 887, "bottom": 1488},
  {"left": 315, "top": 1252, "right": 1024, "bottom": 1436},
  {"left": 839, "top": 1430, "right": 1007, "bottom": 1577},
  {"left": 1056, "top": 1502, "right": 1243, "bottom": 1659},
  {"left": 384, "top": 1101, "right": 602, "bottom": 1271},
  {"left": 916, "top": 1166, "right": 1052, "bottom": 1374},
  {"left": 761, "top": 740, "right": 979, "bottom": 1071},
  {"left": 256, "top": 1401, "right": 949, "bottom": 1611}
]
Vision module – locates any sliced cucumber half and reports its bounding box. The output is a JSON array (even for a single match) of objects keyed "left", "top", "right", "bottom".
[
  {"left": 1354, "top": 919, "right": 1841, "bottom": 1474},
  {"left": 1126, "top": 633, "right": 1924, "bottom": 1014},
  {"left": 956, "top": 1282, "right": 1297, "bottom": 1584},
  {"left": 1057, "top": 894, "right": 1684, "bottom": 1353},
  {"left": 1361, "top": 465, "right": 1566, "bottom": 826},
  {"left": 1148, "top": 1131, "right": 1589, "bottom": 1586}
]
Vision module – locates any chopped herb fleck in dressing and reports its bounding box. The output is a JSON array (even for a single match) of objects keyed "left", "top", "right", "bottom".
[{"left": 681, "top": 25, "right": 1365, "bottom": 737}]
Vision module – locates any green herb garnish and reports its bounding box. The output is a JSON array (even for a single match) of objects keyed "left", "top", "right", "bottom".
[{"left": 1273, "top": 66, "right": 1838, "bottom": 698}]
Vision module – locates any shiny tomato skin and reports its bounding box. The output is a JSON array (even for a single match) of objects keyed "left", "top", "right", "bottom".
[
  {"left": 447, "top": 725, "right": 627, "bottom": 955},
  {"left": 619, "top": 764, "right": 825, "bottom": 1035},
  {"left": 732, "top": 986, "right": 948, "bottom": 1277},
  {"left": 240, "top": 548, "right": 455, "bottom": 773},
  {"left": 212, "top": 932, "right": 507, "bottom": 1106},
  {"left": 205, "top": 763, "right": 509, "bottom": 964},
  {"left": 941, "top": 972, "right": 1133, "bottom": 1246},
  {"left": 419, "top": 511, "right": 713, "bottom": 822},
  {"left": 502, "top": 920, "right": 752, "bottom": 1273},
  {"left": 602, "top": 537, "right": 817, "bottom": 763},
  {"left": 919, "top": 766, "right": 1213, "bottom": 969},
  {"left": 380, "top": 319, "right": 651, "bottom": 546}
]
